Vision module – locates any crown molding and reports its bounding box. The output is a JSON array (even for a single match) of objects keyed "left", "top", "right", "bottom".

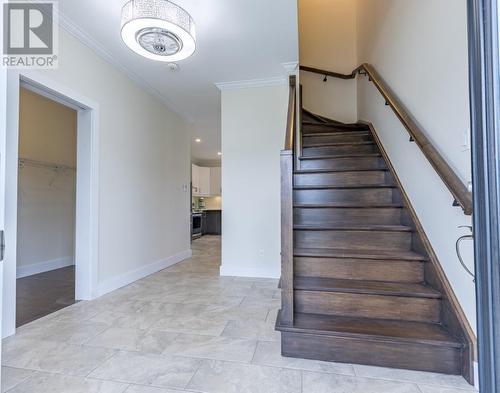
[
  {"left": 53, "top": 8, "right": 193, "bottom": 122},
  {"left": 215, "top": 76, "right": 287, "bottom": 91},
  {"left": 282, "top": 61, "right": 299, "bottom": 74},
  {"left": 215, "top": 60, "right": 298, "bottom": 91}
]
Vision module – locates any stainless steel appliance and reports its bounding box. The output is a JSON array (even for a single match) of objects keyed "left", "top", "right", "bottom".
[{"left": 192, "top": 212, "right": 202, "bottom": 239}]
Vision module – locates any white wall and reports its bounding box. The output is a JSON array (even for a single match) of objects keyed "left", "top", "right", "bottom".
[
  {"left": 356, "top": 0, "right": 476, "bottom": 330},
  {"left": 220, "top": 83, "right": 288, "bottom": 278},
  {"left": 8, "top": 29, "right": 191, "bottom": 295},
  {"left": 299, "top": 0, "right": 358, "bottom": 122},
  {"left": 17, "top": 88, "right": 77, "bottom": 277}
]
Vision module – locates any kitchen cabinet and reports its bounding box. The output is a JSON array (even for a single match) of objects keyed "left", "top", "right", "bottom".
[
  {"left": 210, "top": 167, "right": 221, "bottom": 196},
  {"left": 198, "top": 167, "right": 211, "bottom": 196},
  {"left": 192, "top": 164, "right": 221, "bottom": 197},
  {"left": 192, "top": 164, "right": 200, "bottom": 196},
  {"left": 203, "top": 210, "right": 221, "bottom": 235}
]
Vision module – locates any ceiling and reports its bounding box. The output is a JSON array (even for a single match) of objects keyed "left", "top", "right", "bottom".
[{"left": 57, "top": 0, "right": 299, "bottom": 163}]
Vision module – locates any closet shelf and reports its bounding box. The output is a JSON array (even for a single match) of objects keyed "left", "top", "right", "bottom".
[{"left": 18, "top": 158, "right": 76, "bottom": 172}]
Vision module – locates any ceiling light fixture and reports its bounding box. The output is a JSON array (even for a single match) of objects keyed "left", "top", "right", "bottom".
[
  {"left": 121, "top": 0, "right": 196, "bottom": 62},
  {"left": 195, "top": 138, "right": 201, "bottom": 143},
  {"left": 217, "top": 152, "right": 222, "bottom": 156}
]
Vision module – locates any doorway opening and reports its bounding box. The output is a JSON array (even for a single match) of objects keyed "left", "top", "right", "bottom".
[
  {"left": 16, "top": 87, "right": 78, "bottom": 327},
  {"left": 3, "top": 72, "right": 99, "bottom": 337}
]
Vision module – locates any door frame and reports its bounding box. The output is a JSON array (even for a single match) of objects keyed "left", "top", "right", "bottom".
[
  {"left": 467, "top": 0, "right": 500, "bottom": 391},
  {"left": 3, "top": 70, "right": 100, "bottom": 337},
  {"left": 0, "top": 26, "right": 7, "bottom": 390}
]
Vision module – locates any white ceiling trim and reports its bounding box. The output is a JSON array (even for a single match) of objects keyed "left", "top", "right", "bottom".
[
  {"left": 54, "top": 7, "right": 194, "bottom": 122},
  {"left": 215, "top": 61, "right": 298, "bottom": 90},
  {"left": 215, "top": 76, "right": 287, "bottom": 91},
  {"left": 282, "top": 61, "right": 299, "bottom": 74}
]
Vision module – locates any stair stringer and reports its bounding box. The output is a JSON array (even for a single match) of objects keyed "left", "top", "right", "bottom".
[{"left": 364, "top": 121, "right": 476, "bottom": 385}]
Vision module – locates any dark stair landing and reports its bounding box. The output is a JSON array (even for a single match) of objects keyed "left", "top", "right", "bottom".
[{"left": 276, "top": 111, "right": 464, "bottom": 376}]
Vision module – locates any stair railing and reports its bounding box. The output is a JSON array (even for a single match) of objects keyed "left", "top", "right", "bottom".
[
  {"left": 300, "top": 64, "right": 473, "bottom": 216},
  {"left": 280, "top": 75, "right": 297, "bottom": 326}
]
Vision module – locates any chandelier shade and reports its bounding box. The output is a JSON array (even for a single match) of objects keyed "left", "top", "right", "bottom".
[{"left": 121, "top": 0, "right": 196, "bottom": 62}]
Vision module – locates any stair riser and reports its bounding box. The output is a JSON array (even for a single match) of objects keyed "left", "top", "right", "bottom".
[
  {"left": 294, "top": 257, "right": 425, "bottom": 283},
  {"left": 294, "top": 229, "right": 412, "bottom": 251},
  {"left": 294, "top": 207, "right": 402, "bottom": 226},
  {"left": 281, "top": 333, "right": 462, "bottom": 375},
  {"left": 303, "top": 133, "right": 372, "bottom": 146},
  {"left": 303, "top": 144, "right": 378, "bottom": 156},
  {"left": 294, "top": 171, "right": 388, "bottom": 187},
  {"left": 295, "top": 291, "right": 441, "bottom": 322},
  {"left": 300, "top": 156, "right": 386, "bottom": 171},
  {"left": 303, "top": 125, "right": 367, "bottom": 134},
  {"left": 294, "top": 188, "right": 395, "bottom": 204}
]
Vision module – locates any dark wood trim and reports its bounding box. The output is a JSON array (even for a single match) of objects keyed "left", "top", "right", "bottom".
[
  {"left": 300, "top": 64, "right": 473, "bottom": 216},
  {"left": 300, "top": 65, "right": 358, "bottom": 80},
  {"left": 281, "top": 75, "right": 300, "bottom": 326},
  {"left": 295, "top": 84, "right": 303, "bottom": 170},
  {"left": 280, "top": 329, "right": 463, "bottom": 376},
  {"left": 284, "top": 75, "right": 297, "bottom": 151},
  {"left": 365, "top": 121, "right": 476, "bottom": 384},
  {"left": 302, "top": 109, "right": 332, "bottom": 124},
  {"left": 280, "top": 150, "right": 294, "bottom": 326},
  {"left": 467, "top": 0, "right": 500, "bottom": 390}
]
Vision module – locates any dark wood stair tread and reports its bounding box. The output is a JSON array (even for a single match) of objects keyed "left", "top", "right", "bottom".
[
  {"left": 299, "top": 153, "right": 382, "bottom": 160},
  {"left": 302, "top": 121, "right": 369, "bottom": 130},
  {"left": 294, "top": 247, "right": 427, "bottom": 261},
  {"left": 276, "top": 312, "right": 461, "bottom": 348},
  {"left": 294, "top": 224, "right": 413, "bottom": 232},
  {"left": 294, "top": 202, "right": 404, "bottom": 208},
  {"left": 304, "top": 141, "right": 375, "bottom": 147},
  {"left": 294, "top": 277, "right": 441, "bottom": 299},
  {"left": 294, "top": 184, "right": 396, "bottom": 190},
  {"left": 303, "top": 131, "right": 371, "bottom": 137},
  {"left": 295, "top": 168, "right": 389, "bottom": 174}
]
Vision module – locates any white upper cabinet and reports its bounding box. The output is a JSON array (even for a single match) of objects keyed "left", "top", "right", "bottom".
[
  {"left": 192, "top": 165, "right": 221, "bottom": 196},
  {"left": 210, "top": 167, "right": 222, "bottom": 196},
  {"left": 192, "top": 164, "right": 200, "bottom": 196},
  {"left": 198, "top": 167, "right": 211, "bottom": 196}
]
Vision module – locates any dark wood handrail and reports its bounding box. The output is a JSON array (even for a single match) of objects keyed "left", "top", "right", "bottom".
[
  {"left": 300, "top": 65, "right": 359, "bottom": 80},
  {"left": 300, "top": 64, "right": 473, "bottom": 215},
  {"left": 284, "top": 75, "right": 297, "bottom": 151}
]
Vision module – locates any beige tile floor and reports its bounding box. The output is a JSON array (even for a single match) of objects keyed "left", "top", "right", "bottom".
[{"left": 2, "top": 236, "right": 478, "bottom": 393}]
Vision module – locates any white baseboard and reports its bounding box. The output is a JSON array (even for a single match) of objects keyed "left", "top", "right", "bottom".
[
  {"left": 473, "top": 361, "right": 479, "bottom": 389},
  {"left": 219, "top": 265, "right": 280, "bottom": 279},
  {"left": 17, "top": 256, "right": 74, "bottom": 278},
  {"left": 96, "top": 249, "right": 192, "bottom": 297}
]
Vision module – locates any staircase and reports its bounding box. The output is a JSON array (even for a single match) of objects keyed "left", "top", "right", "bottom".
[{"left": 276, "top": 110, "right": 466, "bottom": 376}]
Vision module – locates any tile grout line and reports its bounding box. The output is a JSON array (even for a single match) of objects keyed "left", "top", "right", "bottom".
[
  {"left": 249, "top": 340, "right": 260, "bottom": 364},
  {"left": 349, "top": 372, "right": 476, "bottom": 390},
  {"left": 2, "top": 369, "right": 37, "bottom": 393},
  {"left": 183, "top": 358, "right": 206, "bottom": 392},
  {"left": 83, "top": 349, "right": 119, "bottom": 378}
]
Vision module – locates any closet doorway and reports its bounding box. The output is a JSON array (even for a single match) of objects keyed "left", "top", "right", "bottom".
[
  {"left": 3, "top": 72, "right": 99, "bottom": 337},
  {"left": 16, "top": 87, "right": 77, "bottom": 327}
]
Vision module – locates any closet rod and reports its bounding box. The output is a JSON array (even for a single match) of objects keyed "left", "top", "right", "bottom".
[{"left": 18, "top": 158, "right": 76, "bottom": 171}]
